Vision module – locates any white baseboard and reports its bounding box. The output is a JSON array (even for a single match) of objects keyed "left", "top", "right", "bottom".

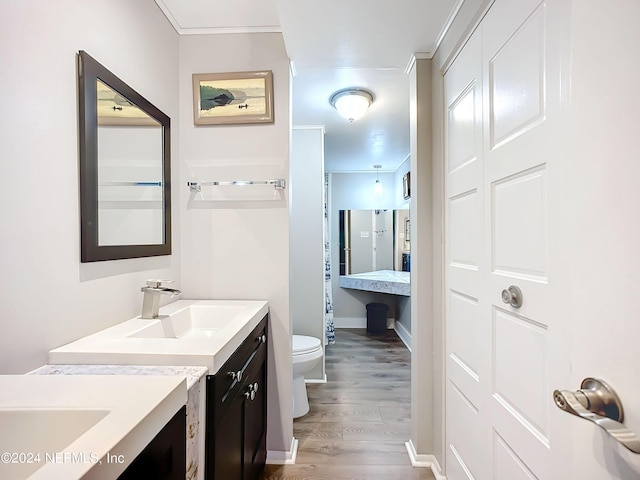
[
  {"left": 394, "top": 321, "right": 412, "bottom": 351},
  {"left": 305, "top": 374, "right": 327, "bottom": 384},
  {"left": 266, "top": 437, "right": 298, "bottom": 465},
  {"left": 405, "top": 440, "right": 447, "bottom": 480}
]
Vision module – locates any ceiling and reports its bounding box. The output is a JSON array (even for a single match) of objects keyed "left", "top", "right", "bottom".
[{"left": 155, "top": 0, "right": 461, "bottom": 173}]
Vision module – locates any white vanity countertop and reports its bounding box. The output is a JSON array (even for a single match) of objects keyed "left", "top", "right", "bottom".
[
  {"left": 0, "top": 374, "right": 186, "bottom": 480},
  {"left": 29, "top": 365, "right": 208, "bottom": 480},
  {"left": 339, "top": 269, "right": 410, "bottom": 296},
  {"left": 49, "top": 299, "right": 269, "bottom": 374}
]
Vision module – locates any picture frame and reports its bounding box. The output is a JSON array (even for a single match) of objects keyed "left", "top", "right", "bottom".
[
  {"left": 403, "top": 171, "right": 411, "bottom": 199},
  {"left": 192, "top": 70, "right": 274, "bottom": 125}
]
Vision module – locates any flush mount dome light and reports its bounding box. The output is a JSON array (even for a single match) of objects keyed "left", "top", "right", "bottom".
[{"left": 329, "top": 88, "right": 374, "bottom": 122}]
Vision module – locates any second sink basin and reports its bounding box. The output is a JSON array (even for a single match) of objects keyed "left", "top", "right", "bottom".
[
  {"left": 0, "top": 375, "right": 186, "bottom": 479},
  {"left": 0, "top": 409, "right": 108, "bottom": 478},
  {"left": 129, "top": 302, "right": 252, "bottom": 339}
]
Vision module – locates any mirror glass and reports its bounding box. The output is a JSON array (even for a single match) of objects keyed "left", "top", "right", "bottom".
[
  {"left": 79, "top": 51, "right": 171, "bottom": 262},
  {"left": 339, "top": 209, "right": 410, "bottom": 275}
]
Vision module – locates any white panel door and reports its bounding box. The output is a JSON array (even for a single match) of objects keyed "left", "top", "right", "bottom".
[
  {"left": 445, "top": 0, "right": 571, "bottom": 478},
  {"left": 445, "top": 27, "right": 489, "bottom": 480},
  {"left": 445, "top": 0, "right": 640, "bottom": 478},
  {"left": 561, "top": 1, "right": 640, "bottom": 478},
  {"left": 482, "top": 1, "right": 570, "bottom": 479}
]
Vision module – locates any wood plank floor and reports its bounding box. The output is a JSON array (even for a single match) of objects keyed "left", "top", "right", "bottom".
[{"left": 261, "top": 328, "right": 434, "bottom": 480}]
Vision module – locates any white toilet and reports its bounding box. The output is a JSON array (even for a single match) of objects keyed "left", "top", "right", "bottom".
[{"left": 292, "top": 335, "right": 323, "bottom": 418}]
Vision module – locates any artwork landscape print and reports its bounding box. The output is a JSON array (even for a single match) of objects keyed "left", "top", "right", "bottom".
[{"left": 192, "top": 70, "right": 274, "bottom": 125}]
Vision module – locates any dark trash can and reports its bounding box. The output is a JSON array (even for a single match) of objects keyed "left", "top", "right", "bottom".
[
  {"left": 366, "top": 303, "right": 389, "bottom": 334},
  {"left": 402, "top": 252, "right": 411, "bottom": 272}
]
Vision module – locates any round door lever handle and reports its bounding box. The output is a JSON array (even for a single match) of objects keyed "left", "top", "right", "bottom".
[
  {"left": 501, "top": 285, "right": 523, "bottom": 308},
  {"left": 553, "top": 378, "right": 640, "bottom": 453}
]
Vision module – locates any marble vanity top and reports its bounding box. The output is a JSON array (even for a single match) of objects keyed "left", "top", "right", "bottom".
[
  {"left": 30, "top": 364, "right": 208, "bottom": 390},
  {"left": 339, "top": 269, "right": 410, "bottom": 296},
  {"left": 49, "top": 299, "right": 269, "bottom": 374},
  {"left": 0, "top": 375, "right": 186, "bottom": 480}
]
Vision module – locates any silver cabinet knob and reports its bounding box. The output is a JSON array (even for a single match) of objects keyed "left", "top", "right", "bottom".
[
  {"left": 244, "top": 382, "right": 259, "bottom": 401},
  {"left": 256, "top": 334, "right": 266, "bottom": 344},
  {"left": 228, "top": 370, "right": 243, "bottom": 382},
  {"left": 501, "top": 285, "right": 523, "bottom": 308},
  {"left": 553, "top": 378, "right": 640, "bottom": 453}
]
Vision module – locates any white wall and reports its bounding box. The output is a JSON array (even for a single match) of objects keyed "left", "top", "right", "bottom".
[
  {"left": 290, "top": 126, "right": 325, "bottom": 380},
  {"left": 177, "top": 33, "right": 292, "bottom": 455},
  {"left": 408, "top": 57, "right": 434, "bottom": 463},
  {"left": 0, "top": 0, "right": 180, "bottom": 374}
]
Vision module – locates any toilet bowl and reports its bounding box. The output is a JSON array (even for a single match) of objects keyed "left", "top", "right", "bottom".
[{"left": 292, "top": 335, "right": 323, "bottom": 418}]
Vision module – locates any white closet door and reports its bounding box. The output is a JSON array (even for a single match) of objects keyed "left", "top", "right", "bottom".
[
  {"left": 445, "top": 0, "right": 572, "bottom": 478},
  {"left": 444, "top": 27, "right": 490, "bottom": 480},
  {"left": 482, "top": 0, "right": 570, "bottom": 478}
]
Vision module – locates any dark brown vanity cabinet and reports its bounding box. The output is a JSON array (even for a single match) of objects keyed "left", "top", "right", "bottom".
[{"left": 206, "top": 315, "right": 268, "bottom": 480}]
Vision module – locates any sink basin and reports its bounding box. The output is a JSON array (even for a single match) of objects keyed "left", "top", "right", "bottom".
[
  {"left": 49, "top": 299, "right": 269, "bottom": 373},
  {"left": 0, "top": 375, "right": 186, "bottom": 480},
  {"left": 0, "top": 409, "right": 108, "bottom": 478},
  {"left": 129, "top": 303, "right": 252, "bottom": 339}
]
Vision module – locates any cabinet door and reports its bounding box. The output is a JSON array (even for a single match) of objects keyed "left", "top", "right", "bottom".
[
  {"left": 211, "top": 392, "right": 243, "bottom": 480},
  {"left": 206, "top": 315, "right": 268, "bottom": 480},
  {"left": 242, "top": 346, "right": 267, "bottom": 480}
]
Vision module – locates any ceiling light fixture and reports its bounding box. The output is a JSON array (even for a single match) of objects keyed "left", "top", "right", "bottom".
[
  {"left": 373, "top": 165, "right": 383, "bottom": 195},
  {"left": 329, "top": 88, "right": 374, "bottom": 122}
]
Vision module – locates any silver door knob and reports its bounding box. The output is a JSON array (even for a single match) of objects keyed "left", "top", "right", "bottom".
[
  {"left": 553, "top": 377, "right": 640, "bottom": 453},
  {"left": 501, "top": 285, "right": 523, "bottom": 308}
]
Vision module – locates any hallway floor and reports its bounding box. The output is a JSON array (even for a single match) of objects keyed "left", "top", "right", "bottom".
[{"left": 261, "top": 328, "right": 434, "bottom": 480}]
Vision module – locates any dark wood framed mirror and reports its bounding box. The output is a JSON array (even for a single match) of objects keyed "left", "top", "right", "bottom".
[{"left": 78, "top": 50, "right": 171, "bottom": 262}]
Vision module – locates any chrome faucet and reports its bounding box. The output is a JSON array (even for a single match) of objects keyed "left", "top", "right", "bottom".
[{"left": 140, "top": 280, "right": 181, "bottom": 319}]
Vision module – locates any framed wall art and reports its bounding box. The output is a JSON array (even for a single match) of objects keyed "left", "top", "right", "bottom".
[
  {"left": 192, "top": 70, "right": 274, "bottom": 125},
  {"left": 403, "top": 171, "right": 411, "bottom": 199}
]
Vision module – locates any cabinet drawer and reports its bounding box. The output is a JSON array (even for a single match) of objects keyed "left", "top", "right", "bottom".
[{"left": 209, "top": 315, "right": 267, "bottom": 427}]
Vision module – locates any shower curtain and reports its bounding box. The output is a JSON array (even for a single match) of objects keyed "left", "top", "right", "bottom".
[{"left": 324, "top": 173, "right": 335, "bottom": 344}]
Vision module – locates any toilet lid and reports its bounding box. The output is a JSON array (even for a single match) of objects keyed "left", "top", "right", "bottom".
[{"left": 292, "top": 335, "right": 321, "bottom": 355}]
